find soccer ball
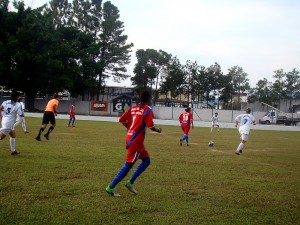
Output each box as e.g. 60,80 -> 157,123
208,141 -> 214,147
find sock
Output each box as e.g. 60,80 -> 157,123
46,126 -> 54,135
186,135 -> 189,143
130,157 -> 150,184
72,118 -> 75,125
237,143 -> 244,152
109,162 -> 133,189
37,128 -> 45,137
10,138 -> 16,152
211,127 -> 213,132
68,119 -> 72,126
22,121 -> 27,132
182,135 -> 187,142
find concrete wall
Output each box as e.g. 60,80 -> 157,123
152,106 -> 266,123
33,100 -> 266,122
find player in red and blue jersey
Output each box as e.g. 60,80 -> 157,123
179,107 -> 193,146
106,91 -> 162,196
68,103 -> 75,127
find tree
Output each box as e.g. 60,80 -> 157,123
160,57 -> 185,105
285,68 -> 300,110
131,49 -> 171,100
272,69 -> 286,109
227,66 -> 250,106
253,78 -> 273,105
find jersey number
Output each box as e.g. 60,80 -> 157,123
5,108 -> 11,115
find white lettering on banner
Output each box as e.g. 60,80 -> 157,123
93,103 -> 106,108
115,103 -> 123,111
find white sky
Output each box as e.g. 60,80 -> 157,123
18,0 -> 300,87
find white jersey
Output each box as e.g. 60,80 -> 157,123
20,102 -> 25,114
211,116 -> 219,124
1,100 -> 23,129
235,113 -> 255,135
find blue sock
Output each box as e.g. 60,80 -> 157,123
186,136 -> 189,143
72,118 -> 75,125
129,157 -> 150,184
68,119 -> 72,126
182,135 -> 187,142
109,162 -> 133,189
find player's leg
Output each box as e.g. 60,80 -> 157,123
72,116 -> 75,127
21,117 -> 28,133
14,116 -> 21,129
44,114 -> 56,140
0,130 -> 7,140
211,123 -> 214,132
235,136 -> 247,155
184,127 -> 191,145
36,113 -> 49,141
9,130 -> 19,155
68,115 -> 72,127
106,151 -> 136,196
126,150 -> 151,193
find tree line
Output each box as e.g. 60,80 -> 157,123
1,1 -> 299,110
131,49 -> 300,110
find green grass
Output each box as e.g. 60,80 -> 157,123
0,118 -> 299,225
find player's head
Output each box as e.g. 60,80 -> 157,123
140,90 -> 152,105
18,97 -> 23,102
53,94 -> 59,99
11,92 -> 20,102
215,112 -> 218,115
185,107 -> 191,112
246,108 -> 251,114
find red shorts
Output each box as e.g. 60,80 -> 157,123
126,145 -> 149,163
181,126 -> 191,135
69,113 -> 75,119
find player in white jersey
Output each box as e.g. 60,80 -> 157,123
14,97 -> 28,133
0,92 -> 23,155
211,112 -> 220,132
234,108 -> 256,155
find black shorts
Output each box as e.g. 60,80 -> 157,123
42,111 -> 56,125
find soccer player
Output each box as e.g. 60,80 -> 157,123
211,112 -> 220,132
35,94 -> 59,141
0,92 -> 23,155
68,102 -> 75,127
235,108 -> 256,155
13,97 -> 29,133
106,90 -> 162,197
179,107 -> 193,146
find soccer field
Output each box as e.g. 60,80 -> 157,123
0,118 -> 299,224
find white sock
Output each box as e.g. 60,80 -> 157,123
10,138 -> 16,152
22,121 -> 27,132
211,127 -> 213,132
237,143 -> 244,152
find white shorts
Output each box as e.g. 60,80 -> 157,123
212,122 -> 219,127
240,134 -> 249,141
1,120 -> 14,135
0,127 -> 13,136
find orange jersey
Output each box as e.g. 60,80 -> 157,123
45,99 -> 59,112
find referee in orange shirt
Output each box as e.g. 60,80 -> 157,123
35,94 -> 59,141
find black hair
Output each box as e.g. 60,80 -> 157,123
11,92 -> 20,102
53,94 -> 59,99
185,107 -> 191,112
140,91 -> 151,103
246,108 -> 251,114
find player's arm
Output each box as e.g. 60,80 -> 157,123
150,126 -> 162,133
53,104 -> 58,116
0,105 -> 3,119
119,111 -> 130,128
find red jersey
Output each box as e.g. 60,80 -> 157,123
179,112 -> 193,128
69,105 -> 75,118
119,103 -> 154,151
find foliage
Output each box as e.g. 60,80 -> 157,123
0,0 -> 133,108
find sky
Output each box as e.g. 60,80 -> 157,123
17,0 -> 300,87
